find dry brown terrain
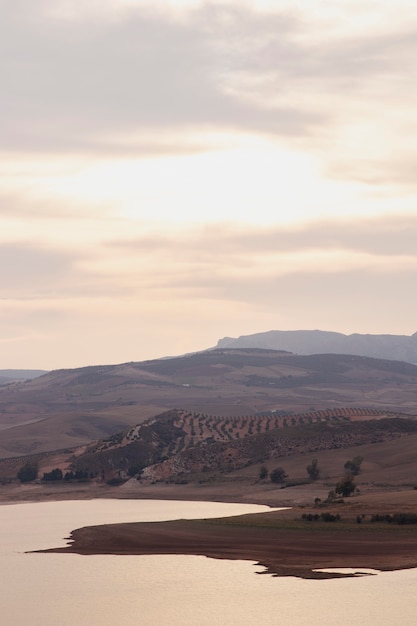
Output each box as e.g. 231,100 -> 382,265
38,489 -> 417,579
2,349 -> 416,579
2,419 -> 417,502
1,349 -> 417,457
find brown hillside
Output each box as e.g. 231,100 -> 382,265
1,349 -> 417,457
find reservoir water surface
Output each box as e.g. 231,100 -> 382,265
1,499 -> 416,625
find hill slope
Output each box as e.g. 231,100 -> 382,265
1,349 -> 417,457
69,407 -> 417,483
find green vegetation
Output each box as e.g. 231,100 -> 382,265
259,465 -> 268,480
127,464 -> 144,478
344,455 -> 363,476
335,474 -> 356,497
106,477 -> 127,486
64,469 -> 90,481
370,513 -> 417,525
301,512 -> 341,522
270,467 -> 287,483
42,468 -> 63,481
17,462 -> 38,483
306,458 -> 320,480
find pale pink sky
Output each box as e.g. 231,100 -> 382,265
1,0 -> 417,368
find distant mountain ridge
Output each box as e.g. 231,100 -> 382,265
0,369 -> 48,386
216,330 -> 417,364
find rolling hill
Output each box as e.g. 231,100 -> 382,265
3,405 -> 417,495
68,407 -> 417,482
1,348 -> 417,458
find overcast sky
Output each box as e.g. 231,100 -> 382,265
2,0 -> 417,369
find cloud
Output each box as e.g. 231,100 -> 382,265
0,2 -> 318,156
97,216 -> 417,338
2,214 -> 415,303
2,0 -> 416,190
1,211 -> 416,367
108,215 -> 417,261
0,242 -> 128,299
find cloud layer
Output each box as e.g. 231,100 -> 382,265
1,215 -> 416,367
1,1 -> 417,367
1,0 -> 416,187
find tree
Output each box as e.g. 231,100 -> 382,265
344,456 -> 363,476
42,468 -> 63,481
270,467 -> 287,483
17,462 -> 38,483
259,465 -> 268,480
128,465 -> 143,478
335,474 -> 356,497
306,458 -> 320,481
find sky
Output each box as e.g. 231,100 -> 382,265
1,0 -> 417,369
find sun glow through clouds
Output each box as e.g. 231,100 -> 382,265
1,0 -> 417,367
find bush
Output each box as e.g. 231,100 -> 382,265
320,512 -> 341,522
306,458 -> 320,481
106,478 -> 126,486
326,490 -> 337,503
64,469 -> 89,481
128,465 -> 144,478
42,468 -> 63,481
371,513 -> 417,525
259,465 -> 268,480
335,475 -> 356,497
301,512 -> 341,522
344,456 -> 363,476
270,467 -> 287,483
17,462 -> 38,483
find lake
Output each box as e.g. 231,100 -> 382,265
1,499 -> 417,625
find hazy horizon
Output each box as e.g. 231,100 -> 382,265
2,0 -> 417,369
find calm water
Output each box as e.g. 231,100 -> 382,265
1,499 -> 417,626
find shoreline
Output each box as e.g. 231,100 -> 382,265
39,516 -> 417,580
37,504 -> 417,580
5,481 -> 417,579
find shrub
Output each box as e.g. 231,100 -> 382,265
127,465 -> 144,478
326,490 -> 337,502
106,477 -> 126,486
371,513 -> 417,525
17,462 -> 38,483
306,458 -> 320,481
270,467 -> 287,483
42,468 -> 63,481
344,456 -> 363,476
259,465 -> 268,480
320,512 -> 340,522
335,475 -> 356,497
